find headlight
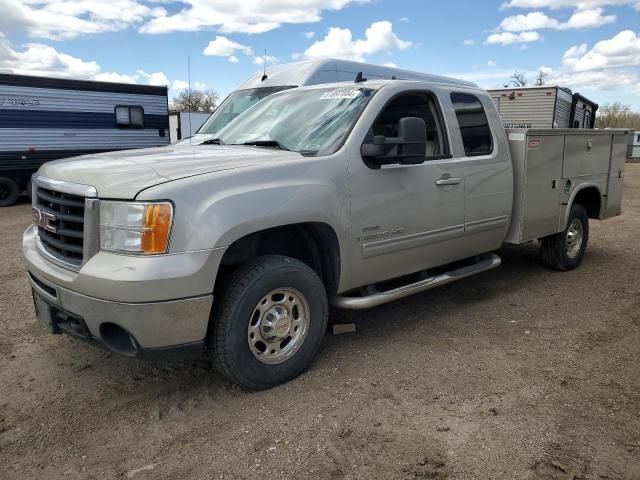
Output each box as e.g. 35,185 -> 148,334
99,201 -> 173,254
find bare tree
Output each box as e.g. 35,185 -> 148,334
596,102 -> 640,129
170,88 -> 219,113
510,70 -> 527,87
535,69 -> 548,86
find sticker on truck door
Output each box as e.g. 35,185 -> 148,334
528,138 -> 542,150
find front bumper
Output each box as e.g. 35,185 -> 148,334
23,225 -> 224,353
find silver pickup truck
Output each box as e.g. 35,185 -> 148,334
23,76 -> 628,389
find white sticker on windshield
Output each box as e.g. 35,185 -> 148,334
320,88 -> 362,100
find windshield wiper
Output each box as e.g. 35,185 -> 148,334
241,140 -> 290,151
200,138 -> 224,145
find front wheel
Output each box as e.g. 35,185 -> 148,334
540,204 -> 589,271
210,255 -> 328,389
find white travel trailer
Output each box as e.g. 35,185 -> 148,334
487,86 -> 598,129
0,73 -> 169,206
195,58 -> 475,136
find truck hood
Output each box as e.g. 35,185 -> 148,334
38,145 -> 303,199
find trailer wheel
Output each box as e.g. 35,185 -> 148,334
540,204 -> 589,271
0,177 -> 20,207
210,255 -> 328,389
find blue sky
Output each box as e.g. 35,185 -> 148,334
1,0 -> 640,108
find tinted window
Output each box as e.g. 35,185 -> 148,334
450,93 -> 493,156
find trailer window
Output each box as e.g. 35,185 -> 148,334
115,106 -> 144,129
450,93 -> 493,156
369,92 -> 449,159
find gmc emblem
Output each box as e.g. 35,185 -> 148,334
32,207 -> 57,233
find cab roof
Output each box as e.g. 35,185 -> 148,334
237,58 -> 477,90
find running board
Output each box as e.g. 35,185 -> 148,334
332,253 -> 502,310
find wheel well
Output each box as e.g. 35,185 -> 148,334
218,223 -> 341,297
573,187 -> 601,219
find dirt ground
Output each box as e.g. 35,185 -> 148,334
1,166 -> 639,480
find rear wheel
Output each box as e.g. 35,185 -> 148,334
210,255 -> 328,389
0,177 -> 19,207
540,204 -> 589,271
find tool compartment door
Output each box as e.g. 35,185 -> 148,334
605,134 -> 627,218
521,135 -> 564,241
563,134 -> 611,178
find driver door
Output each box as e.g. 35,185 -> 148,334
345,91 -> 469,289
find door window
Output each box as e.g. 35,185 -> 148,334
368,92 -> 449,159
450,93 -> 493,156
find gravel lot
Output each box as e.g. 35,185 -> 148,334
1,165 -> 639,480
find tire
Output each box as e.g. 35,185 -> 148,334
0,177 -> 20,207
540,204 -> 589,271
210,255 -> 328,389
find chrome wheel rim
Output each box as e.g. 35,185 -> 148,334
247,288 -> 310,365
566,218 -> 584,259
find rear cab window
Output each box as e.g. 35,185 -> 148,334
450,92 -> 493,156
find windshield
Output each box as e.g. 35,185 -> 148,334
198,86 -> 294,135
216,87 -> 375,156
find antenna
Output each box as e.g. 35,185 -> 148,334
355,72 -> 367,83
261,48 -> 268,82
188,56 -> 192,145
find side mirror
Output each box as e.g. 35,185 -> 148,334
360,135 -> 385,158
395,117 -> 427,164
360,117 -> 427,166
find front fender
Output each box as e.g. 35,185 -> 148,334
137,156 -> 351,254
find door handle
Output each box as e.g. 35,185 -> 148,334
435,176 -> 461,186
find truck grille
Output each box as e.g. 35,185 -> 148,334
35,186 -> 85,266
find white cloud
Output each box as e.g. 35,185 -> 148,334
383,61 -> 397,67
303,31 -> 316,39
94,72 -> 137,83
136,70 -> 168,86
139,0 -> 368,35
488,59 -> 497,67
203,36 -> 253,57
561,8 -> 616,28
228,55 -> 239,63
0,0 -> 369,39
463,39 -> 475,45
0,34 -> 171,87
303,21 -> 411,62
172,79 -> 189,90
0,0 -> 163,40
499,11 -> 560,31
502,0 -> 640,10
485,31 -> 541,45
253,55 -> 279,65
399,16 -> 409,22
0,37 -> 100,78
562,30 -> 640,71
500,8 -> 614,31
